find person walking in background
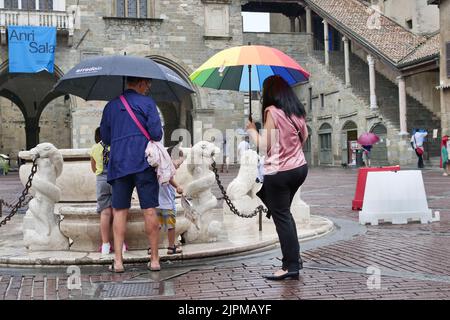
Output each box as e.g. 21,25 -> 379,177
100,76 -> 163,273
247,75 -> 308,281
237,135 -> 250,161
361,145 -> 372,167
410,129 -> 427,169
221,138 -> 230,173
90,127 -> 125,257
0,155 -> 8,175
447,138 -> 450,175
441,135 -> 449,176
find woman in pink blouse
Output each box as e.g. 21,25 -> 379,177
247,75 -> 308,281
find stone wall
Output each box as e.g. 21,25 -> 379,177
0,0 -> 250,152
438,0 -> 450,135
382,0 -> 439,35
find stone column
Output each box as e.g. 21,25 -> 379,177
397,76 -> 408,135
299,16 -> 306,33
367,54 -> 378,109
323,20 -> 329,66
179,97 -> 188,129
343,36 -> 351,87
289,16 -> 296,32
306,6 -> 312,34
25,117 -> 40,150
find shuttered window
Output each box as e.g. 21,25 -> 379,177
39,0 -> 53,11
22,0 -> 36,10
4,0 -> 19,9
116,0 -> 150,18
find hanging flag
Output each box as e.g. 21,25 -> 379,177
8,26 -> 56,73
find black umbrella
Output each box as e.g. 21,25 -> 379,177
53,55 -> 194,103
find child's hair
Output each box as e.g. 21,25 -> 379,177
167,145 -> 184,159
95,127 -> 101,143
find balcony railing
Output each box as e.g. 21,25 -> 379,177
0,9 -> 74,34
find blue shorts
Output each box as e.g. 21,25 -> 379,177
110,168 -> 159,209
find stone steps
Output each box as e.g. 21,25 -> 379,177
314,50 -> 441,157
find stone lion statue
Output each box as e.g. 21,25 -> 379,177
174,141 -> 222,243
223,149 -> 264,216
23,143 -> 69,251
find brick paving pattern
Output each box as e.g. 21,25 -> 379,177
1,167 -> 450,300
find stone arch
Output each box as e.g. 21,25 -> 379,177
318,122 -> 333,165
342,120 -> 357,131
0,60 -> 69,150
318,122 -> 332,132
0,92 -> 27,159
370,123 -> 389,166
0,88 -> 27,119
146,55 -> 196,146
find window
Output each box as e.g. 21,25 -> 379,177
4,0 -> 19,9
320,93 -> 324,109
39,0 -> 53,11
22,0 -> 36,10
116,0 -> 150,18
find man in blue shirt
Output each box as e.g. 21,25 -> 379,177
100,76 -> 163,273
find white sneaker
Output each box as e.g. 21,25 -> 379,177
101,243 -> 111,256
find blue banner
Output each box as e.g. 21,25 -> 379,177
8,26 -> 56,73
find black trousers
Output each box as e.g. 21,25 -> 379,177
257,164 -> 308,272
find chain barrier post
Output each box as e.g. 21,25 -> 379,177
259,209 -> 262,232
0,159 -> 37,228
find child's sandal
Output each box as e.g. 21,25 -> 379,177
167,245 -> 182,255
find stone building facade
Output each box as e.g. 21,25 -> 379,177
429,0 -> 450,137
0,0 -> 444,168
0,0 -> 248,165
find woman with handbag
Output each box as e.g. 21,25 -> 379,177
246,75 -> 308,281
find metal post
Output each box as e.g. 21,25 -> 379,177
259,210 -> 262,232
248,64 -> 252,121
248,42 -> 252,121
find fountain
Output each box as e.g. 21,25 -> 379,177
0,142 -> 333,266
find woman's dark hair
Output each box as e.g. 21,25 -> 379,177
95,127 -> 101,144
261,75 -> 306,123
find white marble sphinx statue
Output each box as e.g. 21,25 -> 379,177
22,143 -> 70,251
223,149 -> 264,216
174,141 -> 222,243
223,149 -> 310,224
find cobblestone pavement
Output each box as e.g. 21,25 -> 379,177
1,166 -> 449,300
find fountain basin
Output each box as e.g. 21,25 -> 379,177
59,204 -> 190,251
19,148 -> 96,202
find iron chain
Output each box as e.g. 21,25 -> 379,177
0,160 -> 37,228
211,160 -> 267,219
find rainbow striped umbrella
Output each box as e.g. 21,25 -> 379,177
189,44 -> 310,118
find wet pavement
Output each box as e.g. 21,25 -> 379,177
0,166 -> 449,300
